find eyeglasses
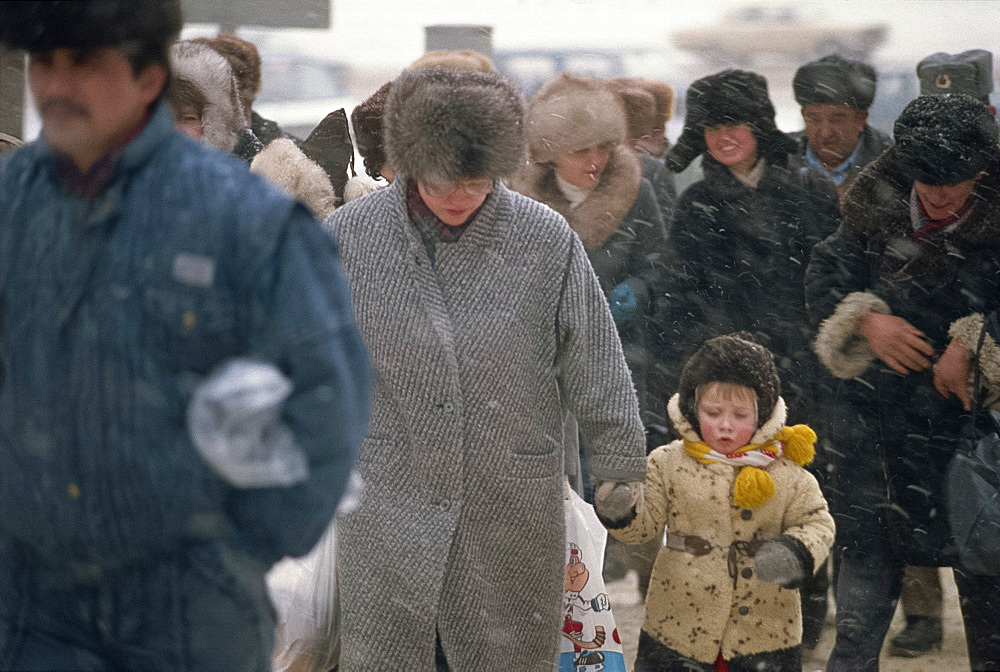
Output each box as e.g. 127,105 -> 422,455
421,178 -> 494,198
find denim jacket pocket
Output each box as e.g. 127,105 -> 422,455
143,286 -> 237,373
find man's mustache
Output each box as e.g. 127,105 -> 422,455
39,98 -> 89,119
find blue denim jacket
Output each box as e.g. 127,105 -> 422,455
0,103 -> 371,569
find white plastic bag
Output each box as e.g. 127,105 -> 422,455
268,471 -> 364,672
559,482 -> 627,672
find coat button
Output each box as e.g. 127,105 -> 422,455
439,500 -> 450,511
742,568 -> 753,579
443,402 -> 454,413
67,483 -> 81,499
740,509 -> 752,520
738,606 -> 749,616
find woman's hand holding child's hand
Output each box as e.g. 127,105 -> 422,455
593,480 -> 644,521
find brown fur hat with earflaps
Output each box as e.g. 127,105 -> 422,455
611,76 -> 675,137
677,332 -> 781,436
383,67 -> 526,182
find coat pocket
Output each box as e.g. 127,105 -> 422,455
501,450 -> 562,481
143,286 -> 237,373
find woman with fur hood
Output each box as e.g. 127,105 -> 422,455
806,93 -> 1000,671
168,39 -> 263,162
510,73 -> 669,438
327,67 -> 647,671
599,333 -> 833,671
658,69 -> 840,428
169,40 -> 337,220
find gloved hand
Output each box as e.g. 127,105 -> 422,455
608,282 -> 638,327
753,539 -> 805,585
593,480 -> 643,521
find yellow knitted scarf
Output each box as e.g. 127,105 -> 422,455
683,424 -> 817,509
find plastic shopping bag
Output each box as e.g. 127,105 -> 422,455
267,471 -> 364,672
559,482 -> 627,672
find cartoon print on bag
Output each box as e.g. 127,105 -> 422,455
562,542 -> 615,652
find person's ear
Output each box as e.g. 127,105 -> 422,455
137,62 -> 168,106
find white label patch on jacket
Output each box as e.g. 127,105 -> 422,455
172,253 -> 216,288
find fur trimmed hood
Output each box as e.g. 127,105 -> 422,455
250,138 -> 336,220
384,67 -> 525,182
170,40 -> 246,153
508,144 -> 641,250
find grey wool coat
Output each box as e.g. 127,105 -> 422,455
327,178 -> 647,671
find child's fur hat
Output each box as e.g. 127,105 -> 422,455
678,332 -> 781,435
384,67 -> 525,181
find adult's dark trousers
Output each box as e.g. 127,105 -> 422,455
0,540 -> 274,671
827,542 -> 1000,671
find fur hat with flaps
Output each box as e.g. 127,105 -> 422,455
666,69 -> 795,172
526,73 -> 627,163
0,0 -> 181,54
612,76 -> 675,135
610,81 -> 658,140
793,54 -> 877,110
677,332 -> 780,436
384,67 -> 525,182
894,93 -> 1000,185
170,40 -> 246,153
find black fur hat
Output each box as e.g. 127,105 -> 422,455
678,332 -> 781,434
384,67 -> 526,182
665,69 -> 795,172
0,1 -> 181,55
894,94 -> 1000,185
793,54 -> 877,110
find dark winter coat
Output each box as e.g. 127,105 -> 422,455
791,124 -> 893,197
641,153 -> 678,223
252,110 -> 292,145
0,102 -> 371,571
805,147 -> 1000,562
657,153 -> 840,424
328,178 -> 646,671
510,145 -> 670,428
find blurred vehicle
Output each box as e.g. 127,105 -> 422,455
254,52 -> 356,139
493,48 -> 627,98
670,4 -> 887,66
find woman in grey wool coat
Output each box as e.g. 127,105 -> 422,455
325,67 -> 648,671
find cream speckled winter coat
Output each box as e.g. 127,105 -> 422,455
328,178 -> 647,671
609,394 -> 834,663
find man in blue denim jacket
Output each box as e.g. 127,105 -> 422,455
0,2 -> 371,669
